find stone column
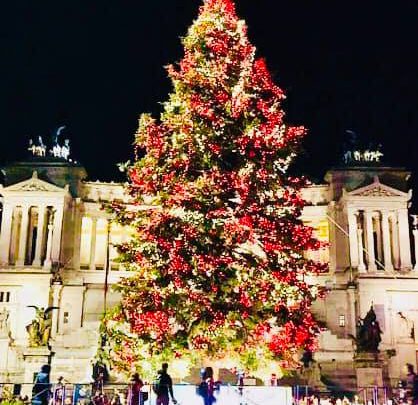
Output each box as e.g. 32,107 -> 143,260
364,210 -> 377,272
90,217 -> 98,271
398,208 -> 412,270
381,211 -> 394,272
390,213 -> 400,269
43,215 -> 54,270
0,203 -> 14,265
32,205 -> 46,267
9,208 -> 20,265
16,205 -> 29,266
347,285 -> 357,337
347,209 -> 359,268
103,219 -> 110,271
72,203 -> 83,270
413,230 -> 418,272
411,215 -> 418,272
374,213 -> 383,266
51,283 -> 62,338
357,223 -> 366,273
51,205 -> 64,265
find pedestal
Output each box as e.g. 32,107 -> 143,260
304,363 -> 327,391
0,338 -> 10,373
356,366 -> 383,387
22,347 -> 52,397
354,352 -> 389,402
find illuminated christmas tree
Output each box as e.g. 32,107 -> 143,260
103,0 -> 327,379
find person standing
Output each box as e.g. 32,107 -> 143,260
92,361 -> 109,394
406,363 -> 418,405
154,363 -> 177,405
128,373 -> 144,405
201,367 -> 215,405
31,365 -> 51,405
53,376 -> 66,405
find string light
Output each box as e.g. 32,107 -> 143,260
102,0 -> 327,379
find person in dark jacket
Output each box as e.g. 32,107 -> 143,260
155,363 -> 177,405
197,367 -> 216,405
32,365 -> 51,405
406,363 -> 418,405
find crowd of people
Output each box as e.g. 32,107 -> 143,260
1,361 -> 417,405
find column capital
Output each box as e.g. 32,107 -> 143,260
1,201 -> 14,210
19,203 -> 30,212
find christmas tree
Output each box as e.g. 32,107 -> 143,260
103,0 -> 327,379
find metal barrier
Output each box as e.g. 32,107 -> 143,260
292,385 -> 396,405
1,383 -> 292,405
0,383 -> 399,405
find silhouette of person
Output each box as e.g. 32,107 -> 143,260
32,365 -> 51,405
198,367 -> 216,405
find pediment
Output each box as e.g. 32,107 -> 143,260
0,172 -> 69,194
345,176 -> 410,199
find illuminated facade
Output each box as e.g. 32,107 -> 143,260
0,154 -> 417,390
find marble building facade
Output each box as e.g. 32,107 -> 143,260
0,152 -> 417,389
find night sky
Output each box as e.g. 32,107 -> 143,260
1,1 -> 418,204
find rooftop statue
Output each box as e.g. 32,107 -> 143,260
51,125 -> 66,146
60,139 -> 71,160
36,136 -> 47,157
342,130 -> 383,165
27,126 -> 72,161
28,136 -> 47,157
49,126 -> 71,160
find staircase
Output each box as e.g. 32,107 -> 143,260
319,361 -> 357,394
314,330 -> 357,394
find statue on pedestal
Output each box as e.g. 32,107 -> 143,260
351,306 -> 383,353
26,306 -> 59,347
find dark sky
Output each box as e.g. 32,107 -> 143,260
1,1 -> 418,200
